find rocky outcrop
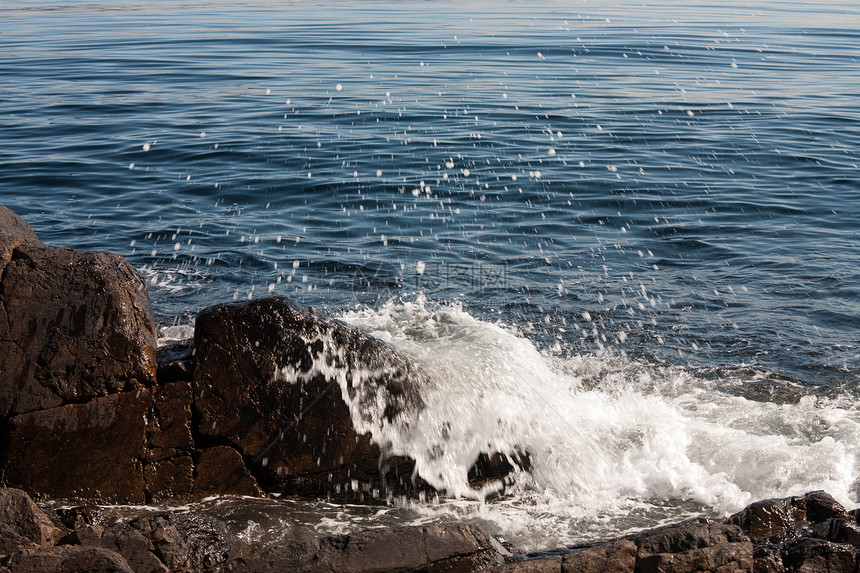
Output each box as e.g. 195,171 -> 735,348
494,491 -> 859,573
729,491 -> 859,573
192,296 -> 427,497
0,205 -> 525,502
0,207 -> 157,418
3,487 -> 859,573
0,206 -> 169,502
0,207 -> 473,502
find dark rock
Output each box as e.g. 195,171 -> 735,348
192,296 -> 426,496
753,544 -> 786,573
726,492 -> 860,573
0,208 -> 157,418
61,511 -> 241,572
490,555 -> 563,572
633,521 -> 753,573
803,491 -> 851,524
193,446 -> 262,497
130,512 -> 240,572
468,451 -> 530,488
1,545 -> 134,573
728,497 -> 806,543
143,456 -> 194,502
98,524 -> 168,573
60,523 -> 167,573
636,542 -> 754,573
143,382 -> 195,501
2,378 -> 240,502
422,522 -> 510,564
560,539 -> 636,573
781,537 -> 856,573
0,488 -> 63,556
224,523 -> 506,572
156,342 -> 194,385
2,390 -> 151,502
0,206 -> 42,246
56,506 -> 103,531
634,520 -> 747,555
812,518 -> 860,547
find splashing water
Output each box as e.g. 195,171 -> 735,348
339,297 -> 860,549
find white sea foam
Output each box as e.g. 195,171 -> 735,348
339,297 -> 860,549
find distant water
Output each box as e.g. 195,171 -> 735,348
2,0 -> 858,551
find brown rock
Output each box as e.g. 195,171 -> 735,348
147,382 -> 193,451
0,206 -> 42,246
0,488 -> 63,556
193,446 -> 262,497
803,491 -> 851,524
130,512 -> 240,572
491,555 -> 563,572
192,297 -> 426,495
1,545 -> 134,573
2,390 -> 151,502
224,523 -> 505,572
781,537 -> 856,573
561,539 -> 636,573
143,456 -> 194,501
97,524 -> 168,573
728,497 -> 805,543
156,342 -> 194,385
0,206 -> 157,418
636,541 -> 754,573
57,524 -> 105,548
753,544 -> 786,573
633,521 -> 753,573
634,520 -> 747,556
143,382 -> 195,501
812,518 -> 860,547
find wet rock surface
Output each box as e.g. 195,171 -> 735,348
223,523 -> 508,573
490,491 -> 859,573
0,205 -> 535,502
192,296 -> 428,497
4,487 -> 860,572
3,545 -> 136,573
0,488 -> 63,555
0,207 -> 157,418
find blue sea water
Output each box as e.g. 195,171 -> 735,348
2,0 -> 859,549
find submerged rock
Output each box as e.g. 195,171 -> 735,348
192,296 -> 426,497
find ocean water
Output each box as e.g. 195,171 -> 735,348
2,0 -> 859,551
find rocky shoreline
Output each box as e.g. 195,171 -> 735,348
1,204 -> 858,572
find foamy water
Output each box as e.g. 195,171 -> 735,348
339,297 -> 859,549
